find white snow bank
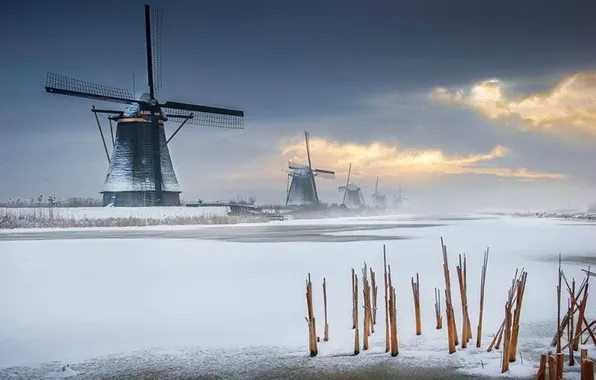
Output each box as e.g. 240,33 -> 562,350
46,365 -> 80,378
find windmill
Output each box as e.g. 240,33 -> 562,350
393,184 -> 409,210
45,5 -> 244,207
371,177 -> 389,210
338,163 -> 366,209
285,131 -> 335,207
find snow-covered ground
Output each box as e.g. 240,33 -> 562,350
0,215 -> 594,379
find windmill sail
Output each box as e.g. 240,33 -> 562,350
45,73 -> 136,105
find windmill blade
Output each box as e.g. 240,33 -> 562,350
163,101 -> 244,129
144,5 -> 163,99
342,163 -> 352,204
313,168 -> 335,179
304,131 -> 313,169
45,72 -> 136,105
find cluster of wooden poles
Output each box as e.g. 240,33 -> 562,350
536,255 -> 595,380
302,239 -> 596,378
349,249 -> 399,356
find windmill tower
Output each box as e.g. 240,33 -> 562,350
371,177 -> 389,210
45,5 -> 244,207
285,131 -> 335,207
338,163 -> 366,209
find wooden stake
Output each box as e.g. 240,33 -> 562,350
388,264 -> 399,356
477,248 -> 489,348
548,352 -> 556,380
354,273 -> 360,355
389,283 -> 399,356
575,269 -> 590,351
463,254 -> 472,341
456,254 -> 470,347
556,352 -> 564,380
564,319 -> 596,352
305,273 -> 318,356
581,349 -> 589,380
411,273 -> 421,335
446,289 -> 456,354
323,278 -> 329,342
536,353 -> 547,380
487,320 -> 504,352
583,359 -> 595,380
557,253 -> 562,354
362,265 -> 370,350
569,280 -> 576,366
383,245 -> 390,353
352,268 -> 357,329
441,237 -> 458,352
371,267 -> 378,326
509,271 -> 527,362
434,287 -> 443,330
501,301 -> 512,373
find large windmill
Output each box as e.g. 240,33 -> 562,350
45,5 -> 244,207
338,163 -> 366,209
371,177 -> 389,210
285,131 -> 335,207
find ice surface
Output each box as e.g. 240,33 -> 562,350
0,215 -> 595,378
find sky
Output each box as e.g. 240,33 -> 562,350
1,0 -> 596,211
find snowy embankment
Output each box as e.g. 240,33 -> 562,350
0,216 -> 595,378
0,206 -> 246,229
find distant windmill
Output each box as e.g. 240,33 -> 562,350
45,4 -> 244,207
371,177 -> 389,210
339,163 -> 366,209
285,131 -> 335,207
393,184 -> 409,210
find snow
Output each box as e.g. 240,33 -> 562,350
46,365 -> 80,378
0,215 -> 594,378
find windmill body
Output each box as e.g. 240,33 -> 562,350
102,102 -> 181,206
392,184 -> 409,211
286,163 -> 319,206
339,183 -> 366,209
371,176 -> 389,210
371,192 -> 389,209
45,5 -> 244,207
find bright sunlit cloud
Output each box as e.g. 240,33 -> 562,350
430,72 -> 596,136
277,137 -> 566,180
